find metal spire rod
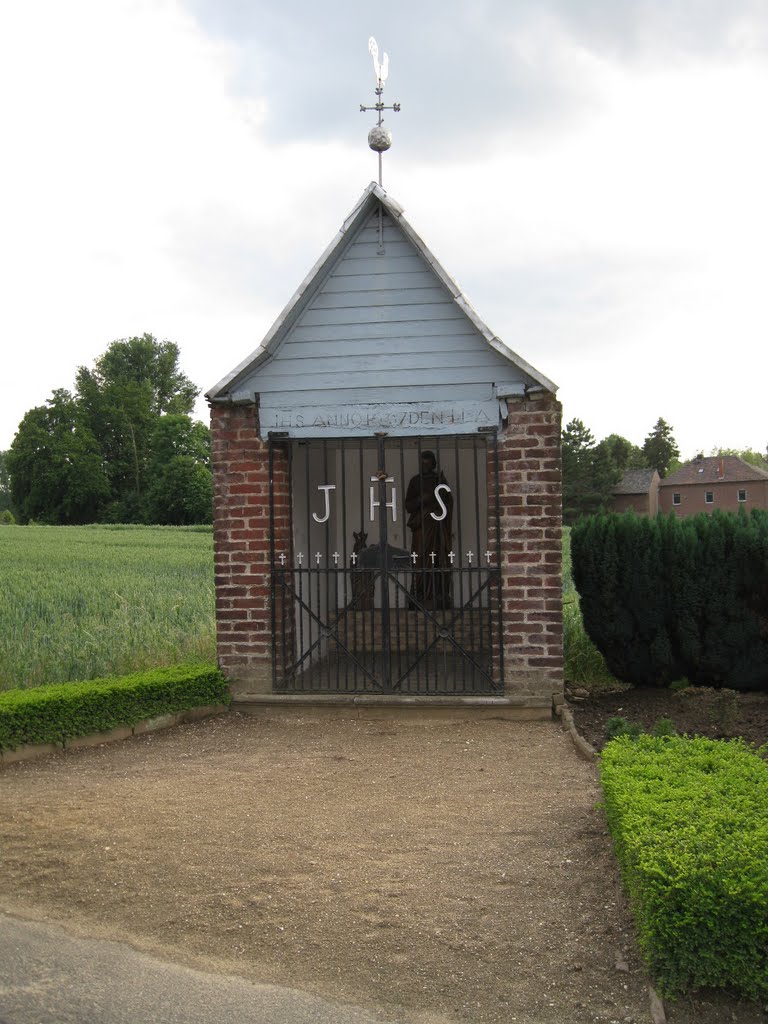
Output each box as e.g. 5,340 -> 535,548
360,37 -> 401,187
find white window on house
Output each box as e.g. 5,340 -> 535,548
705,491 -> 714,504
672,493 -> 681,506
738,489 -> 747,502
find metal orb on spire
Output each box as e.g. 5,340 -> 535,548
360,36 -> 401,186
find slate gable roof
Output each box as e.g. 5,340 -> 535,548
660,456 -> 768,487
207,181 -> 557,403
613,468 -> 659,495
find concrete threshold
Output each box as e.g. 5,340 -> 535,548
232,693 -> 553,720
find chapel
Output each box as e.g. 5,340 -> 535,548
207,181 -> 563,717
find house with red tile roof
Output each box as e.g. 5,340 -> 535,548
659,455 -> 768,517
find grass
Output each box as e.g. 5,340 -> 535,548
0,525 -> 215,690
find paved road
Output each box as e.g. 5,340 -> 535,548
0,914 -> 397,1024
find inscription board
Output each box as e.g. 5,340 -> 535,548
261,401 -> 501,438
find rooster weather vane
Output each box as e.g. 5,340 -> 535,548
360,37 -> 401,187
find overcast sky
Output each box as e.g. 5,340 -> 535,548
1,0 -> 766,458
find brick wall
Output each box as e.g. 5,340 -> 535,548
613,494 -> 648,515
210,403 -> 290,695
212,395 -> 564,705
497,394 -> 563,700
659,479 -> 768,517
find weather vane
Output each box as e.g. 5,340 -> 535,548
360,37 -> 401,187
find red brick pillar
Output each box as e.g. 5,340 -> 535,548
496,394 -> 563,705
210,403 -> 291,695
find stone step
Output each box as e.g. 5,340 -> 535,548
232,693 -> 553,721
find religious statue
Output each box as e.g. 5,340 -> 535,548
405,451 -> 453,609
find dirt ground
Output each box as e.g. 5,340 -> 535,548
1,711 -> 766,1024
570,685 -> 768,753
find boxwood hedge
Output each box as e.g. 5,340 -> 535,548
0,663 -> 230,751
601,735 -> 768,998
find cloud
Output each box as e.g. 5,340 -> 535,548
536,0 -> 767,58
181,0 -> 768,154
0,0 -> 368,442
385,48 -> 768,455
0,0 -> 766,460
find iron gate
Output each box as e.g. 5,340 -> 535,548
269,433 -> 503,694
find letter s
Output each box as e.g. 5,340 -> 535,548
431,484 -> 451,521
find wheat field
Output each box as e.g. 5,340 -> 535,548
0,525 -> 215,690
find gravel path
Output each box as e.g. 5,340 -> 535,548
0,712 -> 763,1023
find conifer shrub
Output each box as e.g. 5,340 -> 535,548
571,510 -> 768,690
0,663 -> 229,751
601,735 -> 768,998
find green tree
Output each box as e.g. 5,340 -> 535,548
143,414 -> 213,525
145,456 -> 213,525
596,433 -> 646,472
562,418 -> 622,524
0,450 -> 13,517
642,417 -> 680,478
7,336 -> 207,525
148,414 -> 211,471
6,390 -> 110,524
75,335 -> 199,521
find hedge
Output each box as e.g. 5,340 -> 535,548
0,663 -> 230,751
601,735 -> 768,998
571,509 -> 768,689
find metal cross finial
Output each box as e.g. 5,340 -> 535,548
360,36 -> 401,186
